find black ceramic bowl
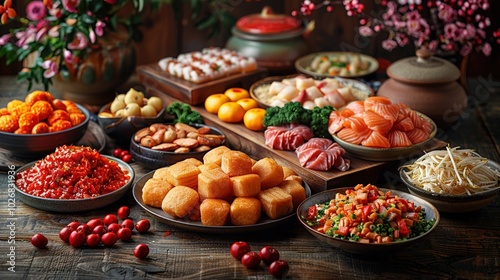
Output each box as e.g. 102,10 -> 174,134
0,103 -> 90,158
97,102 -> 166,146
130,123 -> 226,170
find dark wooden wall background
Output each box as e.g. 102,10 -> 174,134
1,0 -> 499,81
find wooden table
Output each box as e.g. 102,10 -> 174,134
0,76 -> 499,279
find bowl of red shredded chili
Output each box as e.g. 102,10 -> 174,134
14,145 -> 134,212
297,184 -> 439,255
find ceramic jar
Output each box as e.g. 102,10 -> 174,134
226,6 -> 310,74
377,48 -> 467,128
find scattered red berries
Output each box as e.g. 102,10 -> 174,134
113,148 -> 133,163
52,206 -> 151,257
230,241 -> 289,278
31,233 -> 48,249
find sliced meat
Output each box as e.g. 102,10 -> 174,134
264,124 -> 314,151
295,138 -> 350,171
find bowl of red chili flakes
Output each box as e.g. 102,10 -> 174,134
13,145 -> 135,212
297,184 -> 439,255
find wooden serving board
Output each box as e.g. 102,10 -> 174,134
146,91 -> 448,193
136,64 -> 269,105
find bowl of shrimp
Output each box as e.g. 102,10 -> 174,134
329,96 -> 438,161
0,91 -> 90,159
399,146 -> 500,213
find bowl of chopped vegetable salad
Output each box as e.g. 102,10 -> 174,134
400,147 -> 500,213
297,184 -> 439,254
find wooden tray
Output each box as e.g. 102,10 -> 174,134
136,64 -> 269,105
147,93 -> 448,193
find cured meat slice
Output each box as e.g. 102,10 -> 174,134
295,138 -> 350,171
264,124 -> 314,151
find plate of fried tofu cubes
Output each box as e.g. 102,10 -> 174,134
133,146 -> 311,233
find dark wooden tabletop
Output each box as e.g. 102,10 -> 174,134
0,76 -> 499,280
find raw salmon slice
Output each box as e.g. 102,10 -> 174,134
370,102 -> 400,123
363,111 -> 393,135
361,130 -> 390,148
364,96 -> 392,111
387,129 -> 413,147
407,128 -> 430,144
337,127 -> 367,145
345,100 -> 365,114
393,116 -> 415,132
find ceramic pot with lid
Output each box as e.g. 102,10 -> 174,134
226,6 -> 311,74
377,48 -> 467,128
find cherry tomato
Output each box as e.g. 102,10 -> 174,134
103,214 -> 118,226
135,219 -> 150,233
101,232 -> 118,247
134,243 -> 150,259
59,227 -> 72,243
92,225 -> 108,237
268,260 -> 289,278
230,241 -> 251,261
241,252 -> 261,269
121,219 -> 135,230
259,246 -> 280,265
107,223 -> 121,234
117,227 -> 132,241
122,154 -> 133,163
67,221 -> 80,231
77,224 -> 92,236
113,148 -> 122,157
85,234 -> 101,248
86,218 -> 104,230
31,233 -> 48,249
117,206 -> 130,219
69,231 -> 86,248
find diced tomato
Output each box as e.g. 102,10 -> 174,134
362,205 -> 371,221
335,226 -> 350,236
367,189 -> 378,202
306,205 -> 317,221
398,219 -> 409,236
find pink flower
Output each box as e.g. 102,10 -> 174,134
26,1 -> 47,21
63,49 -> 76,64
0,34 -> 12,46
62,0 -> 80,13
437,4 -> 456,22
68,32 -> 88,50
42,60 -> 58,78
382,39 -> 398,51
95,20 -> 106,36
358,26 -> 373,37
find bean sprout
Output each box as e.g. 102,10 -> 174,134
401,146 -> 500,195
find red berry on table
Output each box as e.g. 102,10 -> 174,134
101,232 -> 118,247
134,243 -> 150,259
76,224 -> 92,236
59,227 -> 72,243
119,150 -> 129,159
107,223 -> 121,234
268,260 -> 289,278
67,221 -> 80,231
113,148 -> 122,157
122,154 -> 132,163
117,227 -> 132,241
69,231 -> 85,248
230,241 -> 251,261
121,219 -> 135,230
135,219 -> 150,233
92,225 -> 107,237
86,218 -> 103,230
117,206 -> 130,219
103,214 -> 118,226
31,233 -> 48,249
241,252 -> 261,269
259,246 -> 280,265
85,234 -> 101,248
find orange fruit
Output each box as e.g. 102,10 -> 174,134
205,93 -> 230,114
217,102 -> 246,123
243,108 -> 266,131
224,88 -> 249,101
236,98 -> 259,111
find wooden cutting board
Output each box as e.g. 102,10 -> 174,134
145,91 -> 448,193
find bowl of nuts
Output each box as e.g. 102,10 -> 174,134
130,122 -> 226,169
97,88 -> 166,146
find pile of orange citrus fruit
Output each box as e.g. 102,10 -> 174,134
204,88 -> 266,131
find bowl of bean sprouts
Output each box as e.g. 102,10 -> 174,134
399,147 -> 500,213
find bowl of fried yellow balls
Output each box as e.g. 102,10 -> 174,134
0,91 -> 90,158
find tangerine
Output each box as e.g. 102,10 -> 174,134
217,102 -> 245,123
236,98 -> 259,111
243,108 -> 266,131
204,93 -> 230,114
224,88 -> 249,101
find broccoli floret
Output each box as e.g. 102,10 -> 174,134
166,101 -> 204,125
263,101 -> 311,127
310,105 -> 334,139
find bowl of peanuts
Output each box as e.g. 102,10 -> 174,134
129,122 -> 226,169
0,91 -> 90,158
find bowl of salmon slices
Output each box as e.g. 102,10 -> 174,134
329,96 -> 437,161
